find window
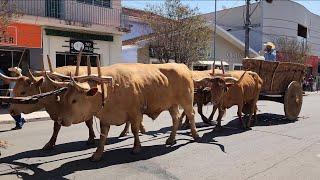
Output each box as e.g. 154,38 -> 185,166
77,0 -> 111,8
56,53 -> 98,68
45,0 -> 62,18
298,24 -> 307,38
233,64 -> 242,70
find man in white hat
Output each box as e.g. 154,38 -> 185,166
8,67 -> 26,130
264,42 -> 277,61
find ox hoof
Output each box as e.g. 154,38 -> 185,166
86,138 -> 96,146
131,146 -> 141,154
181,122 -> 190,129
42,142 -> 55,150
214,126 -> 223,131
192,134 -> 200,142
119,131 -> 128,138
140,127 -> 146,134
201,117 -> 212,125
90,153 -> 103,162
165,138 -> 177,146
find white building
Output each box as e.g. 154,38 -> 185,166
0,0 -> 128,73
203,0 -> 320,57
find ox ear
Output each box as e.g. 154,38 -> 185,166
86,87 -> 98,97
33,78 -> 44,87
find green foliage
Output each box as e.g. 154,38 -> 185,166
0,0 -> 20,32
143,0 -> 212,67
274,37 -> 310,64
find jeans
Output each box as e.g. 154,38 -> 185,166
12,114 -> 25,128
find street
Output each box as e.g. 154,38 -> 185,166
0,93 -> 319,180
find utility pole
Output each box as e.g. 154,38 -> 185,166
213,0 -> 217,71
244,0 -> 251,58
213,0 -> 217,62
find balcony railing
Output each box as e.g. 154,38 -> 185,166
5,0 -> 129,30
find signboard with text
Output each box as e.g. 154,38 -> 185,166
70,39 -> 94,54
0,23 -> 41,48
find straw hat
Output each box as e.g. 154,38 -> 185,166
8,67 -> 22,77
264,42 -> 275,49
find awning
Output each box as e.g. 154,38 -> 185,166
195,61 -> 229,66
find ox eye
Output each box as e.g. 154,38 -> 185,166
72,99 -> 77,104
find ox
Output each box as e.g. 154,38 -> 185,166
2,62 -> 144,150
46,63 -> 199,161
198,71 -> 263,129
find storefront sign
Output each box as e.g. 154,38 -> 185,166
0,23 -> 41,48
70,39 -> 94,54
0,26 -> 17,46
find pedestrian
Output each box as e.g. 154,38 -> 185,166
7,67 -> 26,130
263,42 -> 277,61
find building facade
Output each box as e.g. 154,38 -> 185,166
0,0 -> 129,74
121,8 -> 258,70
203,0 -> 320,74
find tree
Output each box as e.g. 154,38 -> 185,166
143,0 -> 212,67
274,37 -> 310,64
0,0 -> 20,33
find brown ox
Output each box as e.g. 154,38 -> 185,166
47,63 -> 199,161
180,69 -> 222,126
3,66 -> 145,150
199,70 -> 263,129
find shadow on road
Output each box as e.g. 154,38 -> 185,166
0,139 -> 193,180
0,113 -> 293,179
223,113 -> 295,128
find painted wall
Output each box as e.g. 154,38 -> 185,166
42,32 -> 122,69
262,0 -> 320,56
211,35 -> 245,70
121,20 -> 152,41
203,0 -> 320,56
203,2 -> 263,52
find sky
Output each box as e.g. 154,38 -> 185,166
122,0 -> 320,16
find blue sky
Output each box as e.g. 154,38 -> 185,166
122,0 -> 320,16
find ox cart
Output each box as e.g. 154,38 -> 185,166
242,58 -> 305,120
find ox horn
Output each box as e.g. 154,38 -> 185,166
221,60 -> 225,74
212,60 -> 216,75
75,47 -> 84,76
47,55 -> 54,73
45,72 -> 69,88
224,71 -> 247,85
87,56 -> 91,75
0,72 -> 19,83
27,69 -> 38,83
70,73 -> 87,92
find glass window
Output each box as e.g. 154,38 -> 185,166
56,53 -> 98,67
233,65 -> 242,70
77,0 -> 111,8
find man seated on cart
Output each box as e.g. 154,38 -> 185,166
264,42 -> 277,61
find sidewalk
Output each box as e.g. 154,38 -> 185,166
0,108 -> 51,124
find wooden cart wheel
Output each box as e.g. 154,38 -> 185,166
284,81 -> 303,121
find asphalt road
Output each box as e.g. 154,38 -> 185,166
0,93 -> 320,180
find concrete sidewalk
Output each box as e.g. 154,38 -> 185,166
0,108 -> 50,124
